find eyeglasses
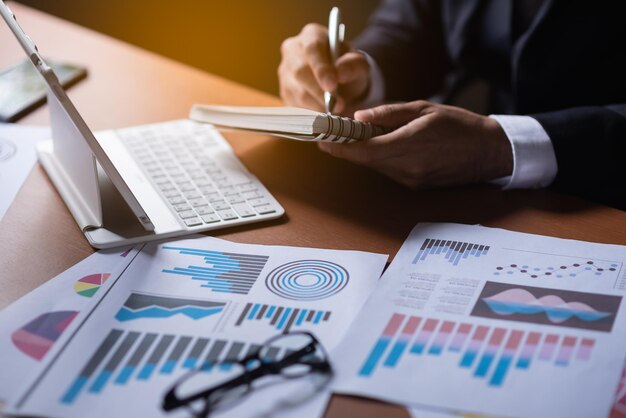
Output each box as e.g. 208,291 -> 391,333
162,331 -> 333,417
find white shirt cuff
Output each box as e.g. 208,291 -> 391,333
354,50 -> 385,109
489,114 -> 558,189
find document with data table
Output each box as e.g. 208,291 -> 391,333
8,235 -> 387,418
333,223 -> 626,418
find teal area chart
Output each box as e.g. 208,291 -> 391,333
115,293 -> 226,322
471,282 -> 621,332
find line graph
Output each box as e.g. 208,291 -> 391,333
471,282 -> 621,332
494,248 -> 622,283
114,293 -> 226,322
358,313 -> 595,387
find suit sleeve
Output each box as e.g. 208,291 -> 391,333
352,0 -> 450,102
532,105 -> 626,210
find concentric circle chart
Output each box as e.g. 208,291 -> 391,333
265,260 -> 349,301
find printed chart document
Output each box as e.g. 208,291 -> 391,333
332,223 -> 626,418
9,236 -> 387,418
0,124 -> 49,220
0,247 -> 137,401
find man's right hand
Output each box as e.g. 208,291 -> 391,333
278,23 -> 371,115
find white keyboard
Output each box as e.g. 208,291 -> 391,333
118,121 -> 282,229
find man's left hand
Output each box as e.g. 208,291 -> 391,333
318,101 -> 514,189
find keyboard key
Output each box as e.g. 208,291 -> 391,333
217,210 -> 238,221
179,210 -> 198,219
248,197 -> 270,207
232,203 -> 256,218
215,180 -> 232,189
205,193 -> 223,202
185,217 -> 202,227
195,178 -> 213,187
212,201 -> 231,211
168,196 -> 186,205
184,191 -> 201,200
173,203 -> 192,212
237,183 -> 258,192
201,214 -> 221,224
199,186 -> 217,195
179,183 -> 196,193
164,190 -> 181,198
189,198 -> 208,207
255,204 -> 277,215
227,195 -> 245,204
241,190 -> 263,199
159,183 -> 176,192
196,206 -> 215,216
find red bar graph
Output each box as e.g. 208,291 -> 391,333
358,313 -> 596,388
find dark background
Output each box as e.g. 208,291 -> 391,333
16,0 -> 380,96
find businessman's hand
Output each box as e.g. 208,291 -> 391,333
278,23 -> 371,115
318,101 -> 514,189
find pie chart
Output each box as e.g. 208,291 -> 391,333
11,311 -> 78,360
74,273 -> 110,298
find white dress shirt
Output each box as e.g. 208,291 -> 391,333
358,52 -> 558,189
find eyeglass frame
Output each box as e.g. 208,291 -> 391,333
162,331 -> 333,414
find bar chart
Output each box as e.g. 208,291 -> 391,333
412,239 -> 490,266
60,329 -> 274,404
358,313 -> 595,387
235,302 -> 331,333
161,246 -> 269,295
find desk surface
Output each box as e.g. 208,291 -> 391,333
1,3 -> 625,418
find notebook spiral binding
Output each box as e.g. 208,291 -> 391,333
318,114 -> 388,144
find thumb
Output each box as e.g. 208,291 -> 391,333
336,52 -> 369,84
354,101 -> 432,128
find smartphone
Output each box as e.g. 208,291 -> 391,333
0,59 -> 87,122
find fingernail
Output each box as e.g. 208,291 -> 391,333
322,75 -> 336,91
355,109 -> 373,121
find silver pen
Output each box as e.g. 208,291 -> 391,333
324,7 -> 345,114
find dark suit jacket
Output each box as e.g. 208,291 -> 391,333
354,0 -> 626,210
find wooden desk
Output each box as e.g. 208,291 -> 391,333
1,3 -> 625,418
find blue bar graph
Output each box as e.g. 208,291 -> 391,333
161,246 -> 269,295
235,303 -> 331,334
412,239 -> 490,266
60,329 -> 267,405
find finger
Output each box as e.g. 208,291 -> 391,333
317,135 -> 395,165
299,25 -> 337,91
336,52 -> 369,84
291,88 -> 325,112
355,101 -> 433,128
293,64 -> 325,106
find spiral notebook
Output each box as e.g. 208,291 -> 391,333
189,105 -> 387,143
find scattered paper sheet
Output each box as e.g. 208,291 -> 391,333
0,123 -> 49,221
332,223 -> 626,418
0,247 -> 138,402
8,235 -> 387,418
